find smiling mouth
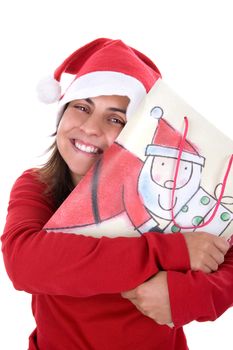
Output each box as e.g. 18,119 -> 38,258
158,194 -> 177,211
73,140 -> 103,155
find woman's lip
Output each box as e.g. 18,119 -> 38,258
71,139 -> 103,154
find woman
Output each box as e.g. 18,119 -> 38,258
1,38 -> 231,350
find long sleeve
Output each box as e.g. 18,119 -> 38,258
167,246 -> 233,327
1,169 -> 190,297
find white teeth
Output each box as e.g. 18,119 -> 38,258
74,141 -> 99,154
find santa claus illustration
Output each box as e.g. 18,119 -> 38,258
138,106 -> 205,227
140,108 -> 233,236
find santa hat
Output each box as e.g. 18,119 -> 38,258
37,38 -> 161,118
146,107 -> 205,166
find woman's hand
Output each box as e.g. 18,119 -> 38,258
121,271 -> 172,326
183,232 -> 230,273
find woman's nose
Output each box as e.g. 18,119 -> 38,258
79,114 -> 102,136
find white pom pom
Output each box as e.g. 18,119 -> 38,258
36,76 -> 61,103
150,106 -> 164,119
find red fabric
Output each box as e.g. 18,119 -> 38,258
2,171 -> 233,350
2,169 -> 190,296
2,169 -> 232,349
1,169 -> 189,349
54,38 -> 161,92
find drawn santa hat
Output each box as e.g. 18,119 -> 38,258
146,106 -> 205,166
37,38 -> 161,118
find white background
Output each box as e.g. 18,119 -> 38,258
0,0 -> 232,349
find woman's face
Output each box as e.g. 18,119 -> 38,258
57,95 -> 129,185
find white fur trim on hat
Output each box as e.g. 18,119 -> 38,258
58,71 -> 147,118
146,145 -> 205,166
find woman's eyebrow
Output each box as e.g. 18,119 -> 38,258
108,107 -> 127,114
84,98 -> 127,114
84,98 -> 94,105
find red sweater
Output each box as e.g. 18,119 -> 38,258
1,169 -> 233,350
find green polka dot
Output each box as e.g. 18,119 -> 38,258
171,225 -> 181,233
220,212 -> 231,222
181,205 -> 189,212
200,196 -> 210,205
192,216 -> 204,226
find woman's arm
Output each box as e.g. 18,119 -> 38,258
1,169 -> 190,297
167,246 -> 233,327
121,247 -> 233,326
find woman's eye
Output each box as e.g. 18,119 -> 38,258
74,105 -> 89,113
109,116 -> 126,127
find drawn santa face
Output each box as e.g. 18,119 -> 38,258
138,155 -> 202,220
151,156 -> 193,189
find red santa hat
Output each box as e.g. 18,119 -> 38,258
37,38 -> 161,118
146,106 -> 205,166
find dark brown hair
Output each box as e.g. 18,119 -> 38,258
36,104 -> 76,209
37,141 -> 75,209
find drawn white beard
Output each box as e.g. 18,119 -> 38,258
138,156 -> 202,221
